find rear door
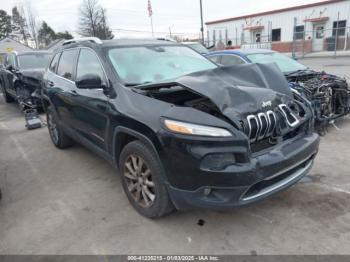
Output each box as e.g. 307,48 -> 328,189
70,48 -> 109,150
49,49 -> 79,129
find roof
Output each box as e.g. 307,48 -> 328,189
15,51 -> 52,56
60,38 -> 178,50
205,0 -> 345,25
46,39 -> 65,50
208,49 -> 275,56
181,42 -> 201,45
102,38 -> 177,47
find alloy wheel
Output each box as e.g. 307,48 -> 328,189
47,112 -> 59,145
124,154 -> 156,207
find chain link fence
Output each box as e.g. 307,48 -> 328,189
291,26 -> 350,58
205,23 -> 350,58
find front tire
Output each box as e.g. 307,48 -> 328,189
46,106 -> 73,149
119,140 -> 174,218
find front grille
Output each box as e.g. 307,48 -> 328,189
244,104 -> 301,143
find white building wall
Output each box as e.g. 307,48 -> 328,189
0,38 -> 32,53
207,0 -> 350,45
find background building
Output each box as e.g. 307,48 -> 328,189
0,37 -> 32,65
205,0 -> 350,53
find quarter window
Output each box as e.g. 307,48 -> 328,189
49,53 -> 61,73
76,49 -> 105,82
7,54 -> 16,67
57,49 -> 78,80
220,55 -> 245,66
208,55 -> 221,64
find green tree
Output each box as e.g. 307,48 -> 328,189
38,21 -> 56,48
10,6 -> 29,45
55,31 -> 73,40
0,10 -> 12,38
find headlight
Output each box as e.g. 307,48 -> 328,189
164,119 -> 232,137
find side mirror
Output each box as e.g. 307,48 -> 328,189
76,74 -> 102,89
6,64 -> 13,71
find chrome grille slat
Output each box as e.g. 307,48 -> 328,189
257,112 -> 269,140
247,115 -> 260,142
266,110 -> 276,136
245,104 -> 300,143
278,104 -> 300,127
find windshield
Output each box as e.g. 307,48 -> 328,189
18,54 -> 51,70
247,52 -> 307,73
108,45 -> 216,85
187,43 -> 209,54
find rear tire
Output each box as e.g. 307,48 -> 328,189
46,106 -> 73,149
0,83 -> 14,103
119,140 -> 175,218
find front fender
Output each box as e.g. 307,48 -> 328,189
112,125 -> 169,184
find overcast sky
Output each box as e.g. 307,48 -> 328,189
2,0 -> 319,38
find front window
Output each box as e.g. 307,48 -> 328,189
247,52 -> 307,73
108,45 -> 216,85
18,53 -> 51,70
333,20 -> 347,36
294,25 -> 305,40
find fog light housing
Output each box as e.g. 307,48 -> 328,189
200,153 -> 236,171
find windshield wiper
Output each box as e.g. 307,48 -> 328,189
124,81 -> 152,87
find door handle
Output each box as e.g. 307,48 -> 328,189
47,81 -> 55,87
70,90 -> 78,96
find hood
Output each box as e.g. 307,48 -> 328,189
177,63 -> 292,116
19,68 -> 45,82
141,63 -> 293,122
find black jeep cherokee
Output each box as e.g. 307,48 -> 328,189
42,38 -> 320,218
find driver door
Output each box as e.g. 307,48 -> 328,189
70,48 -> 109,151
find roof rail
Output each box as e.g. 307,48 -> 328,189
63,37 -> 102,46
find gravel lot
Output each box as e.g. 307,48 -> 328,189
0,57 -> 350,255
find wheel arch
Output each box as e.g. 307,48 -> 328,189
112,126 -> 168,183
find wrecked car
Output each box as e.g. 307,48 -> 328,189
207,49 -> 350,133
42,38 -> 320,218
0,51 -> 52,111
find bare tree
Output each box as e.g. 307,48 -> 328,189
78,0 -> 114,39
95,8 -> 113,39
25,2 -> 39,49
10,6 -> 30,45
78,0 -> 101,37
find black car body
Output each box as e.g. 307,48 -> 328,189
207,49 -> 350,132
0,51 -> 52,110
42,38 -> 319,218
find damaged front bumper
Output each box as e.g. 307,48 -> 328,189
161,132 -> 319,210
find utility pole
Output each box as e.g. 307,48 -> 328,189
199,0 -> 204,43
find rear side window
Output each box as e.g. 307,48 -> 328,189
57,49 -> 78,80
7,54 -> 16,67
76,49 -> 106,82
49,52 -> 61,73
221,55 -> 245,66
208,55 -> 221,64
